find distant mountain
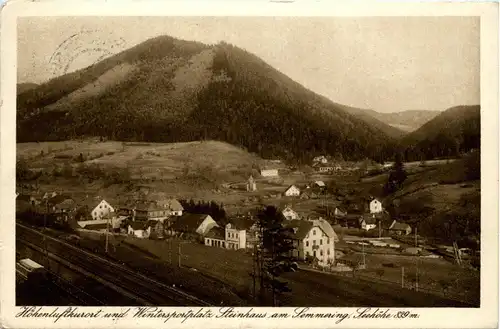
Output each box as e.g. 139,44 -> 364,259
332,105 -> 406,139
342,108 -> 441,133
17,35 -> 400,162
400,105 -> 480,161
17,82 -> 38,95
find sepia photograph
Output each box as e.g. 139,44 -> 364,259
2,2 -> 498,327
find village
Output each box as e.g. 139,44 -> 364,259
16,153 -> 472,276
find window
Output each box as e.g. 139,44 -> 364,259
306,241 -> 309,247
313,240 -> 316,246
236,233 -> 239,238
320,239 -> 323,245
320,250 -> 323,256
313,251 -> 316,257
306,251 -> 310,256
313,229 -> 316,236
104,204 -> 107,208
100,205 -> 102,209
327,249 -> 330,255
327,238 -> 330,244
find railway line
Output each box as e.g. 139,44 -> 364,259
17,223 -> 210,306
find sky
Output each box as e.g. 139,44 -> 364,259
18,16 -> 480,113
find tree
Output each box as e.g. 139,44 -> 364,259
16,158 -> 31,181
254,205 -> 296,306
384,153 -> 407,195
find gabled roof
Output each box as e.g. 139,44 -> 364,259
361,214 -> 378,225
227,217 -> 255,231
205,226 -> 225,240
129,221 -> 148,231
169,213 -> 214,233
16,194 -> 35,202
285,185 -> 299,192
48,194 -> 73,205
157,198 -> 184,211
283,220 -> 314,240
313,219 -> 339,241
314,181 -> 326,187
390,221 -> 411,231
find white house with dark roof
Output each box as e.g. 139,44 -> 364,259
284,185 -> 300,197
281,206 -> 299,220
369,198 -> 383,214
284,218 -> 337,266
91,199 -> 115,220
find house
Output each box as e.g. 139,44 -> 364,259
90,199 -> 115,220
312,156 -> 328,164
168,213 -> 218,237
47,194 -> 77,222
157,198 -> 184,216
388,221 -> 412,235
127,221 -> 152,239
359,214 -> 378,231
333,207 -> 347,218
284,219 -> 337,266
369,198 -> 383,214
246,175 -> 257,192
121,200 -> 170,222
260,168 -> 279,177
313,181 -> 326,189
16,194 -> 39,213
281,206 -> 299,220
204,226 -> 227,248
225,217 -> 255,250
284,185 -> 300,197
341,214 -> 363,228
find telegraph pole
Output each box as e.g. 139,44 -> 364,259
401,266 -> 405,288
105,215 -> 109,253
178,243 -> 181,268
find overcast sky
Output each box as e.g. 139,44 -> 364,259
18,16 -> 479,113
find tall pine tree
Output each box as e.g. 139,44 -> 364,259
254,205 -> 297,306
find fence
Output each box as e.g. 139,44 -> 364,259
300,265 -> 478,306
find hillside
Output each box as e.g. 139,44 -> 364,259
17,36 -> 399,163
17,82 -> 39,94
400,105 -> 480,161
384,151 -> 480,247
332,104 -> 406,139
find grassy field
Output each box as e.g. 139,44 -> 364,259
122,235 -> 477,306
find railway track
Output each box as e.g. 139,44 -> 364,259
17,223 -> 210,306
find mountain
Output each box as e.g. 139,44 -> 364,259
400,105 -> 480,161
17,82 -> 39,94
17,35 -> 400,163
342,108 -> 440,133
331,105 -> 406,139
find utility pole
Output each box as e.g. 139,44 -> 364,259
401,266 -> 405,288
178,243 -> 181,268
105,215 -> 109,253
378,220 -> 381,238
362,242 -> 366,267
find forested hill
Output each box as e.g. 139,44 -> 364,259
399,105 -> 480,161
17,35 -> 400,162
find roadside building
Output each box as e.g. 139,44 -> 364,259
246,175 -> 257,192
90,199 -> 115,220
284,185 -> 300,197
313,181 -> 326,189
127,221 -> 152,239
204,227 -> 227,248
284,219 -> 337,266
225,217 -> 255,250
47,194 -> 77,222
168,213 -> 218,237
